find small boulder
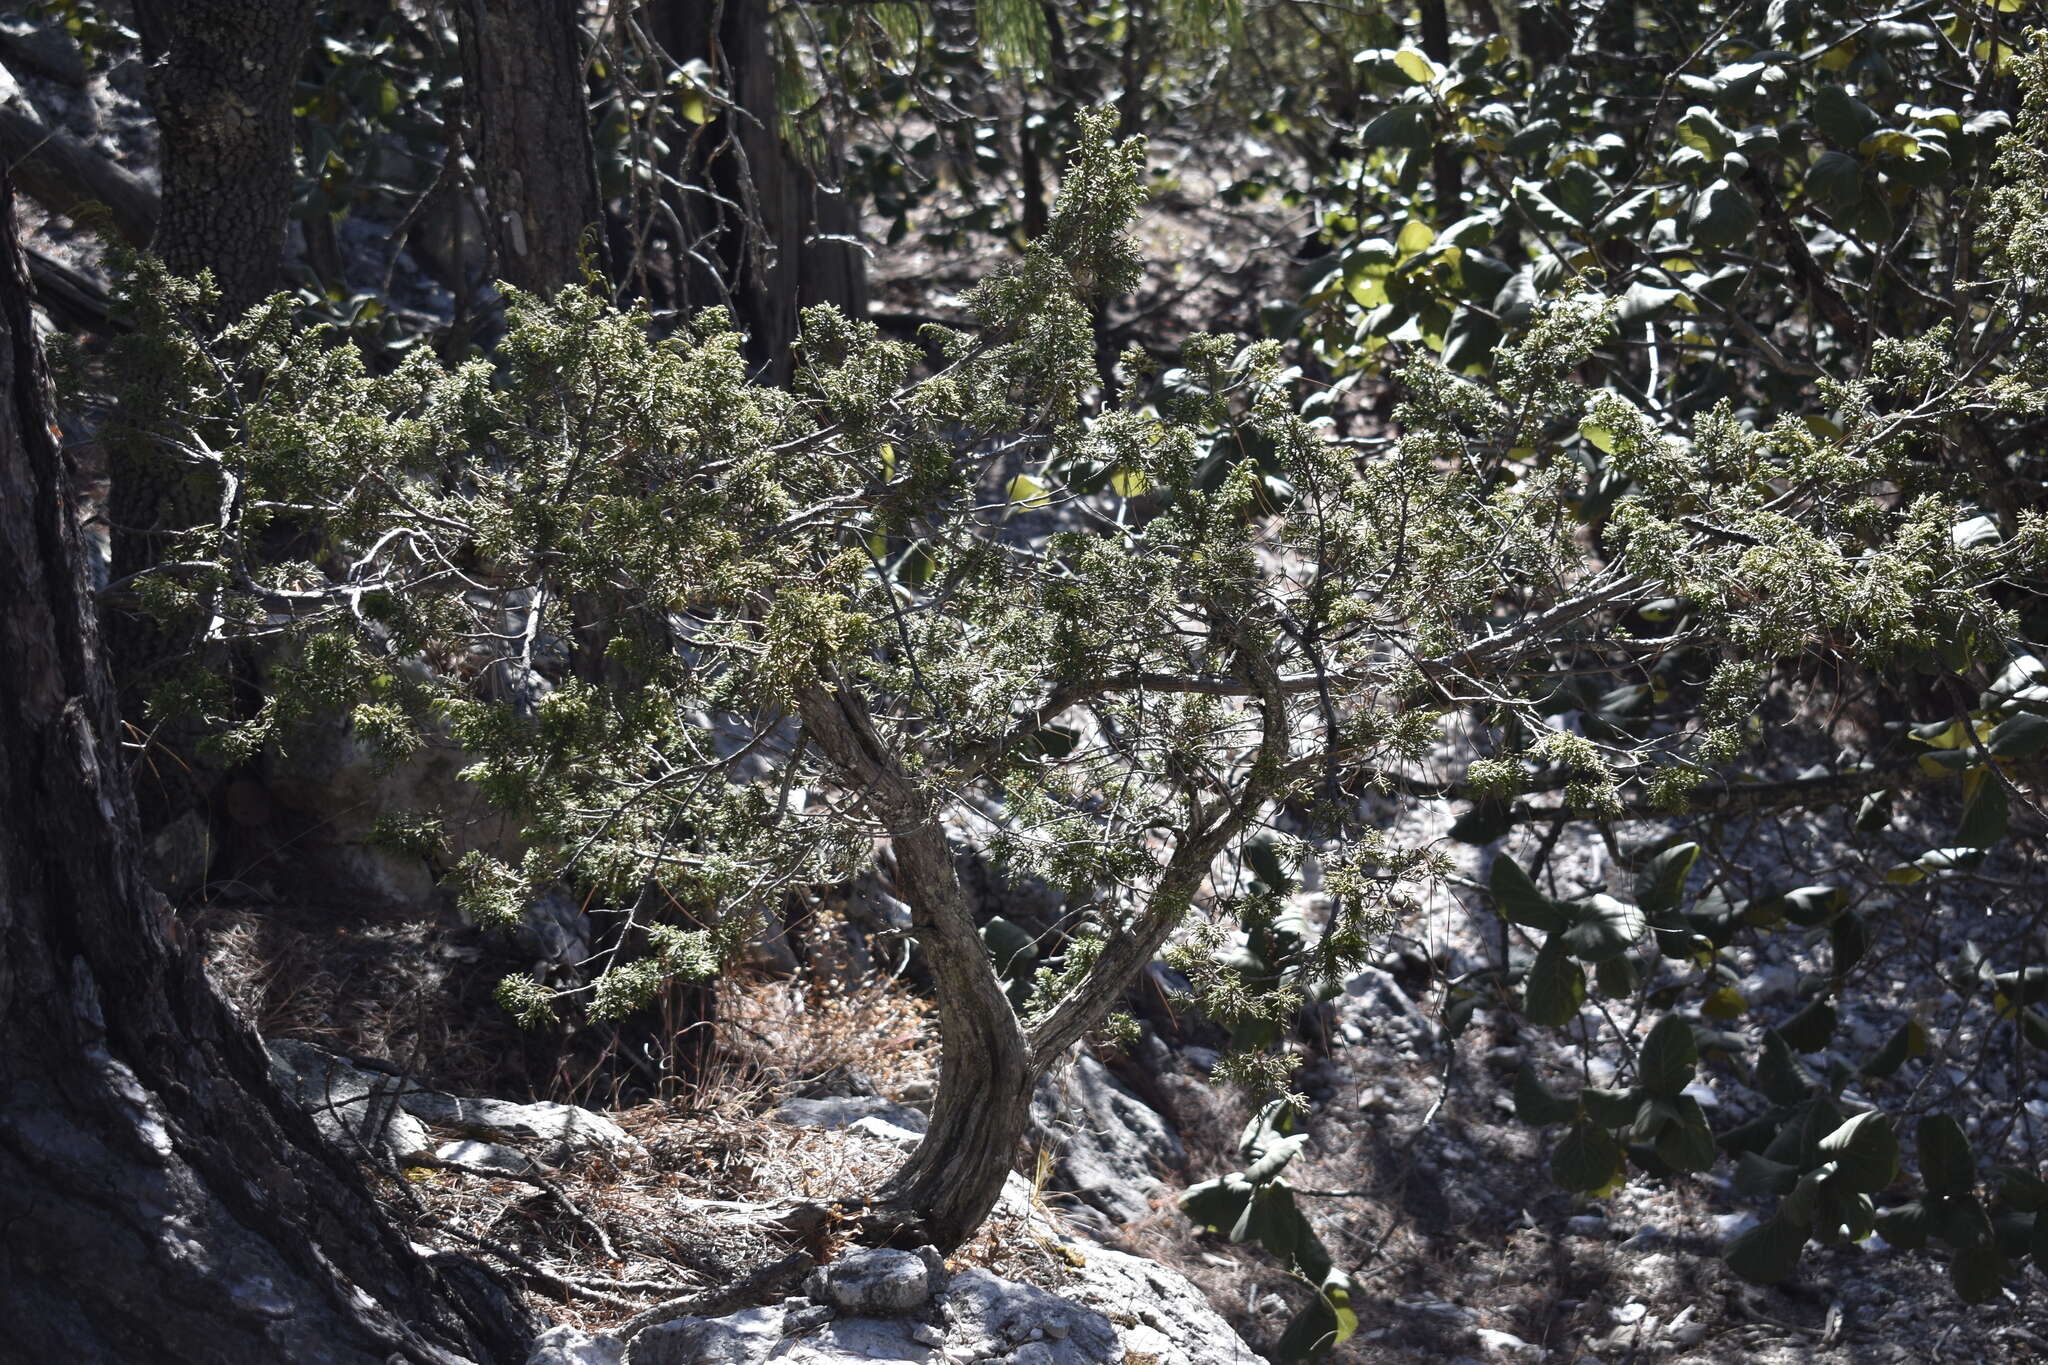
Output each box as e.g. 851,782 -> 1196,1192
266,1039 -> 431,1160
398,1091 -> 637,1163
809,1247 -> 932,1315
528,1324 -> 626,1365
1030,1050 -> 1184,1225
436,1139 -> 536,1177
627,1306 -> 784,1365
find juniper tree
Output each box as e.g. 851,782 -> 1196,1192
95,90 -> 2047,1287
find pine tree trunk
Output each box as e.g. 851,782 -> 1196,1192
0,178 -> 527,1365
457,0 -> 606,294
135,0 -> 316,314
649,0 -> 867,383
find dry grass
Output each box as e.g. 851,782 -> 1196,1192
716,971 -> 940,1102
194,900 -> 541,1095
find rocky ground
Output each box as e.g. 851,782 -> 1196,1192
239,772 -> 2048,1365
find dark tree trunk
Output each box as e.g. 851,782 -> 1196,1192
0,179 -> 527,1365
648,0 -> 867,383
134,0 -> 316,315
457,0 -> 606,295
112,0 -> 317,847
1420,0 -> 1461,216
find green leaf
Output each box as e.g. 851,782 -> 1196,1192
1274,1270 -> 1356,1363
1778,997 -> 1837,1052
1007,473 -> 1051,508
1632,842 -> 1699,916
1512,178 -> 1584,234
1239,1098 -> 1304,1166
1918,1115 -> 1975,1196
1768,884 -> 1846,927
1593,954 -> 1636,999
1677,105 -> 1738,156
1932,1191 -> 1994,1249
1490,857 -> 1570,932
1996,1165 -> 2048,1213
1549,162 -> 1610,226
1638,1014 -> 1699,1098
1654,1096 -> 1718,1172
1524,937 -> 1586,1026
1734,1151 -> 1801,1198
1360,104 -> 1431,149
1860,1019 -> 1927,1078
1956,776 -> 2009,849
1756,1029 -> 1821,1105
1992,965 -> 2048,1007
1514,1062 -> 1576,1125
1440,306 -> 1503,374
1725,1217 -> 1808,1284
1812,85 -> 1882,144
1950,1242 -> 2009,1304
1583,1085 -> 1645,1128
1986,711 -> 2048,757
1813,1180 -> 1877,1244
1245,1132 -> 1310,1184
1876,1200 -> 1930,1249
1552,1119 -> 1624,1192
1505,118 -> 1561,156
1689,179 -> 1757,248
1180,1175 -> 1255,1233
1805,149 -> 1865,209
1831,911 -> 1870,973
1560,895 -> 1648,963
1818,1112 -> 1899,1193
1392,47 -> 1438,84
2033,1202 -> 2048,1267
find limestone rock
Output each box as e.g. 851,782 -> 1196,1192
773,1096 -> 929,1134
1030,1050 -> 1184,1224
1055,1244 -> 1261,1365
436,1138 -> 536,1177
528,1323 -> 627,1365
807,1247 -> 933,1316
266,1038 -> 431,1160
627,1305 -> 784,1365
266,1038 -> 638,1167
624,1264 -> 1131,1365
399,1090 -> 637,1162
942,1270 -> 1121,1364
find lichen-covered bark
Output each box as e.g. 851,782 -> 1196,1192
135,0 -> 315,314
457,0 -> 605,294
0,178 -> 526,1365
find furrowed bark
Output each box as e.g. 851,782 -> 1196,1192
456,0 -> 606,294
0,175 -> 526,1365
135,0 -> 316,314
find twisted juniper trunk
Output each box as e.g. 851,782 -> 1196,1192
797,658 -> 1281,1250
798,681 -> 1035,1249
876,821 -> 1038,1250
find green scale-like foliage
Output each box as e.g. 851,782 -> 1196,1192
92,69 -> 2048,1335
